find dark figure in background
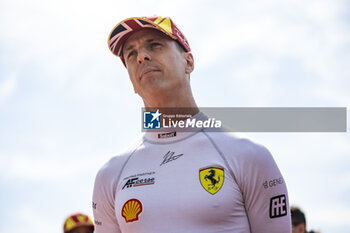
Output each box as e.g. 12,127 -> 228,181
291,206 -> 320,233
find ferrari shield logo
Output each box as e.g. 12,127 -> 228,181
199,166 -> 224,195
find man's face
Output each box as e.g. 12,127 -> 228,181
122,29 -> 193,99
292,223 -> 306,233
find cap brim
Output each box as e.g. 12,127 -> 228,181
65,223 -> 94,233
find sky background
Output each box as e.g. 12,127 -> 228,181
0,0 -> 349,232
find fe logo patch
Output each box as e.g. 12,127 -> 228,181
269,194 -> 287,218
199,166 -> 224,195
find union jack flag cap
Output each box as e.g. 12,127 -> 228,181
108,16 -> 191,66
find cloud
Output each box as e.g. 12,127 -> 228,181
311,204 -> 350,229
195,0 -> 348,68
315,85 -> 350,106
0,150 -> 104,183
0,73 -> 17,103
15,206 -> 56,233
189,0 -> 350,108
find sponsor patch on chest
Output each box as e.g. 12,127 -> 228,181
122,171 -> 156,190
199,166 -> 224,195
122,199 -> 143,223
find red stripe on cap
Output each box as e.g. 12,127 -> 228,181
124,19 -> 144,30
71,215 -> 79,223
112,19 -> 153,56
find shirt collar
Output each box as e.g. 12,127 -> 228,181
143,112 -> 208,143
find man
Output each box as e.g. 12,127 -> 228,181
291,206 -> 319,233
92,16 -> 291,233
63,212 -> 94,233
291,206 -> 306,233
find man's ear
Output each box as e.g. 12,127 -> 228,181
184,52 -> 194,74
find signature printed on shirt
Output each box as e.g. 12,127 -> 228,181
160,151 -> 184,166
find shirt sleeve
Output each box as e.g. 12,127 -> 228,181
237,140 -> 291,233
204,131 -> 292,233
92,161 -> 122,233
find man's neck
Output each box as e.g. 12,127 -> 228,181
143,90 -> 199,121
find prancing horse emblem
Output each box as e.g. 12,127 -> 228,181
199,166 -> 224,195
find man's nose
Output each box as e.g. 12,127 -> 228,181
137,48 -> 151,64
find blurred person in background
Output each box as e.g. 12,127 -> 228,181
291,206 -> 320,233
63,212 -> 94,233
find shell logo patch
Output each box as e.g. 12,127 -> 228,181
199,166 -> 224,195
121,199 -> 143,223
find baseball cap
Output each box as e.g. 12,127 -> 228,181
63,212 -> 94,233
108,16 -> 191,66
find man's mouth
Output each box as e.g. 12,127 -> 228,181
139,69 -> 160,80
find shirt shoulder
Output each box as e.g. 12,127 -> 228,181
96,138 -> 144,182
92,138 -> 145,233
201,130 -> 279,189
201,130 -> 271,162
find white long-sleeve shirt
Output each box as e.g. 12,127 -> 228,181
92,113 -> 291,233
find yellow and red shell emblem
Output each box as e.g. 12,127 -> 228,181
121,199 -> 143,223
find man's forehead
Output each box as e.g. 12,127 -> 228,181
123,29 -> 170,49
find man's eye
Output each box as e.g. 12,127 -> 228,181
150,43 -> 161,48
127,51 -> 136,59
